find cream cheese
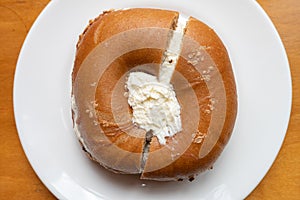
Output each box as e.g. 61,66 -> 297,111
126,15 -> 187,145
71,95 -> 90,151
126,72 -> 182,144
159,15 -> 187,84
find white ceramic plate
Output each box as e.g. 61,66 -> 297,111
14,0 -> 292,199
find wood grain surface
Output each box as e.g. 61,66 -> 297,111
0,0 -> 299,199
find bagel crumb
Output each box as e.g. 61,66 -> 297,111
90,82 -> 97,87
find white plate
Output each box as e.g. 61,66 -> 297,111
14,0 -> 292,199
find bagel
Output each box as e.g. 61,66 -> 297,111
71,8 -> 237,181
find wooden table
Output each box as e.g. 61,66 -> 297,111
0,0 -> 299,199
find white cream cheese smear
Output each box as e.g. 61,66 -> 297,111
126,15 -> 187,145
159,14 -> 187,84
126,72 -> 182,144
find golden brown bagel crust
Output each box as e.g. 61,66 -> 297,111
72,9 -> 179,174
72,9 -> 237,180
72,9 -> 179,82
141,17 -> 237,180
